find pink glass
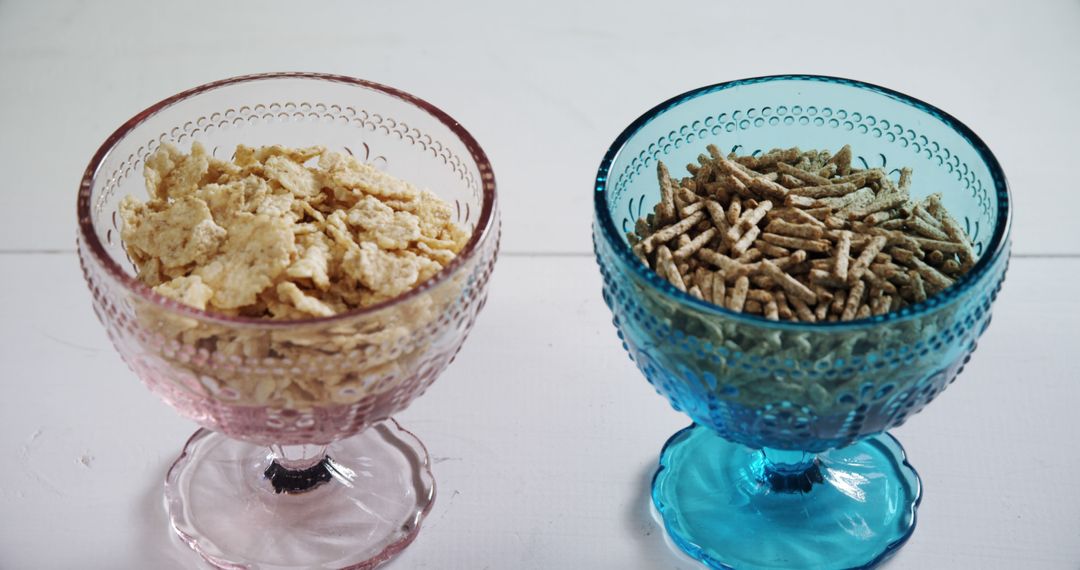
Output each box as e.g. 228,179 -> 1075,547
76,73 -> 499,569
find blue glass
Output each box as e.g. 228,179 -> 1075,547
593,75 -> 1011,569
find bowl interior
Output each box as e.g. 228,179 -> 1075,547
82,73 -> 493,295
599,76 -> 1008,289
593,76 -> 1011,450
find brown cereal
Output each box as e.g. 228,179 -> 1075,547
630,145 -> 975,321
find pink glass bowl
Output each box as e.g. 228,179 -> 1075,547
76,73 -> 499,569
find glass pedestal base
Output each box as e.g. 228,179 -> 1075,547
652,424 -> 921,570
164,419 -> 435,569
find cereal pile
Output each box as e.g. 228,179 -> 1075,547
120,142 -> 469,318
629,145 -> 975,321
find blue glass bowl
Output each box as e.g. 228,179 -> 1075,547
593,75 -> 1011,569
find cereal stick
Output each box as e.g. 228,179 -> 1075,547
937,213 -> 976,271
864,210 -> 901,225
831,168 -> 884,186
909,270 -> 927,302
817,163 -> 838,179
677,234 -> 691,249
656,246 -> 686,291
727,275 -> 750,311
640,211 -> 705,253
764,299 -> 780,320
927,249 -> 945,266
772,249 -> 808,270
722,174 -> 755,199
757,241 -> 790,258
911,236 -> 972,253
774,290 -> 795,320
677,186 -> 700,205
812,297 -> 829,319
820,187 -> 874,211
784,194 -> 818,208
913,202 -> 943,225
760,259 -> 817,304
833,230 -> 852,281
744,299 -> 763,314
698,249 -> 756,278
813,283 -> 834,303
688,286 -> 703,300
632,243 -> 648,265
907,216 -> 950,240
726,198 -> 743,226
830,289 -> 848,315
879,219 -> 906,230
679,200 -> 707,218
856,304 -> 872,319
789,182 -> 859,198
784,260 -> 813,275
789,294 -> 817,322
842,279 -> 866,320
873,294 -> 892,316
859,225 -> 924,253
827,144 -> 853,176
888,246 -> 918,266
911,257 -> 954,291
746,289 -> 774,304
803,207 -> 833,220
845,193 -> 907,219
726,200 -> 773,243
941,259 -> 962,275
764,219 -> 825,239
731,226 -> 762,258
736,148 -> 800,170
898,167 -> 912,193
735,246 -> 762,263
692,268 -> 710,297
848,235 -> 887,284
810,268 -> 847,288
673,228 -> 718,260
711,274 -> 727,306
788,208 -> 827,228
704,200 -> 730,232
824,215 -> 847,229
776,162 -> 830,186
657,162 -> 677,223
761,233 -> 831,253
778,173 -> 806,188
673,187 -> 689,213
748,177 -> 790,201
741,200 -> 774,229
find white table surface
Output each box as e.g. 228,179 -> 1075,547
1,1 -> 1078,568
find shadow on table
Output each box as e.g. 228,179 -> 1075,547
125,456 -> 207,569
621,458 -> 703,569
620,455 -> 909,570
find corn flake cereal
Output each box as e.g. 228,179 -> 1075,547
121,142 -> 468,317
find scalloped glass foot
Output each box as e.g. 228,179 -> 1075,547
653,425 -> 921,570
165,419 -> 435,570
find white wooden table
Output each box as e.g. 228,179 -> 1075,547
1,1 -> 1078,568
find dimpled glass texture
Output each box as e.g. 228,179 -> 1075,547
593,76 -> 1010,569
76,74 -> 499,569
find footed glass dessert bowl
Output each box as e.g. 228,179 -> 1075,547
77,73 -> 499,569
593,75 -> 1010,569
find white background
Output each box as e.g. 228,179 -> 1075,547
1,1 -> 1078,568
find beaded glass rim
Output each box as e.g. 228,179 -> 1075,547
77,72 -> 498,328
594,74 -> 1012,330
